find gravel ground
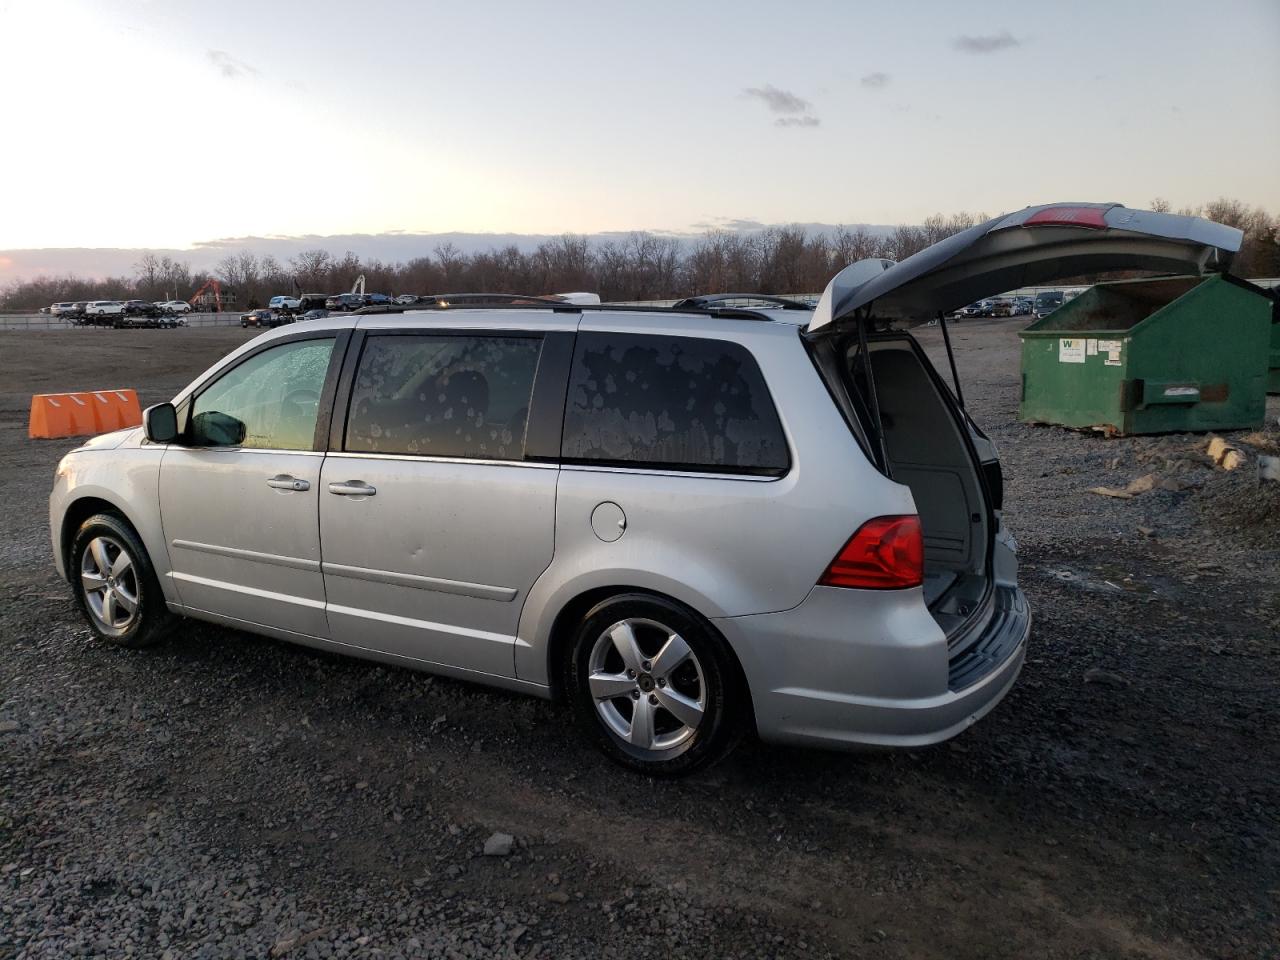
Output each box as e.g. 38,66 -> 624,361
1,322 -> 1277,959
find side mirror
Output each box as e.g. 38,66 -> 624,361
142,402 -> 179,443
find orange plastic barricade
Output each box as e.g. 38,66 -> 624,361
29,389 -> 143,439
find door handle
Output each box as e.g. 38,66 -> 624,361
328,480 -> 377,497
266,475 -> 310,492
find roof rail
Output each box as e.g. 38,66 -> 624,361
354,293 -> 565,315
670,293 -> 813,311
353,299 -> 778,322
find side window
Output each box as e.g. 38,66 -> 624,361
562,332 -> 789,475
345,334 -> 542,460
190,338 -> 335,449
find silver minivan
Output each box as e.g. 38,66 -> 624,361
49,203 -> 1241,774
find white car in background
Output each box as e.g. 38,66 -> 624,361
84,301 -> 125,317
154,301 -> 192,314
50,302 -> 79,317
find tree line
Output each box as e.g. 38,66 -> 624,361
3,199 -> 1276,311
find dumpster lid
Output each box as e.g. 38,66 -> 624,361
806,203 -> 1243,333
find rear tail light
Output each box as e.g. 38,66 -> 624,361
819,515 -> 924,590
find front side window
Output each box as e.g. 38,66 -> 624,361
561,332 -> 789,475
190,338 -> 335,449
345,334 -> 542,460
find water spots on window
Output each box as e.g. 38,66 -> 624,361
563,333 -> 788,473
346,335 -> 540,460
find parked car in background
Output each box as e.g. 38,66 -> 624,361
299,309 -> 329,321
269,295 -> 302,313
988,298 -> 1016,317
957,302 -> 984,318
122,300 -> 160,318
1014,297 -> 1035,316
1033,291 -> 1064,318
364,293 -> 393,306
84,301 -> 125,320
325,293 -> 366,311
394,294 -> 420,305
240,308 -> 277,329
154,301 -> 192,314
50,302 -> 79,317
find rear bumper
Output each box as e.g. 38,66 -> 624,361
715,583 -> 1029,750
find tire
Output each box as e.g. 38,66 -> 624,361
69,513 -> 174,648
564,593 -> 746,776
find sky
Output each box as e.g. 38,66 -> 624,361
1,0 -> 1277,278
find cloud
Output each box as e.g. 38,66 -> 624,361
690,218 -> 768,231
860,72 -> 890,90
206,49 -> 258,79
743,84 -> 811,115
953,31 -> 1021,54
774,116 -> 820,128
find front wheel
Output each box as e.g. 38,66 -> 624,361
564,594 -> 747,776
70,513 -> 174,648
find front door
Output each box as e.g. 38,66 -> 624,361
318,330 -> 558,678
160,335 -> 340,637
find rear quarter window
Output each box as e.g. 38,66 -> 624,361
561,332 -> 789,476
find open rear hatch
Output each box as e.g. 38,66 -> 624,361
807,203 -> 1242,332
804,202 -> 1242,640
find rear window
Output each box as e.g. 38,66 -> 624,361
561,332 -> 789,476
345,334 -> 542,460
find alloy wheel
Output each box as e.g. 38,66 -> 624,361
80,535 -> 140,634
587,617 -> 706,754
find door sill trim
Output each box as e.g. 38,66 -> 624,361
168,571 -> 326,609
171,539 -> 320,572
322,562 -> 516,602
325,602 -> 517,646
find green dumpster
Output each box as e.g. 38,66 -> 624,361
1018,275 -> 1271,435
1269,300 -> 1280,394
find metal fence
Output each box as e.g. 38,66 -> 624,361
0,312 -> 245,331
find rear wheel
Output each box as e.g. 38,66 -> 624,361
565,594 -> 746,776
70,513 -> 174,648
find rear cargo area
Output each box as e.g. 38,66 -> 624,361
828,334 -> 993,636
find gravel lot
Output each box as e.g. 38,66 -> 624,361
1,322 -> 1277,959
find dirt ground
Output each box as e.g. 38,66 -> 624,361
0,321 -> 1277,959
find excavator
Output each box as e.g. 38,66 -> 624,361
188,278 -> 223,312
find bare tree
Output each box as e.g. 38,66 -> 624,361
158,256 -> 192,299
216,251 -> 264,306
134,253 -> 163,299
433,243 -> 465,288
289,249 -> 333,289
831,226 -> 881,268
